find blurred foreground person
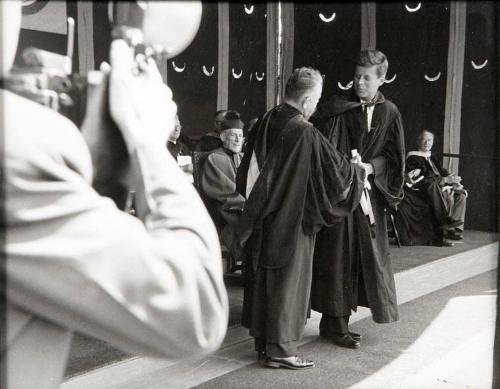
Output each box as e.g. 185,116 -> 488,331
1,2 -> 228,388
311,50 -> 405,349
235,67 -> 365,370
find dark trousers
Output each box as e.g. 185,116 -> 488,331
254,337 -> 297,358
320,314 -> 350,335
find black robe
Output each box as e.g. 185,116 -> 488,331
235,103 -> 364,344
394,152 -> 449,246
310,91 -> 405,324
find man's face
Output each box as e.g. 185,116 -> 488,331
418,132 -> 434,152
169,116 -> 181,142
353,65 -> 384,103
221,128 -> 244,153
303,83 -> 323,120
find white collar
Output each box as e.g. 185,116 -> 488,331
406,150 -> 431,159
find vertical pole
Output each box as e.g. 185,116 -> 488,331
266,3 -> 279,110
443,2 -> 466,174
218,2 -> 230,111
77,2 -> 94,73
279,3 -> 294,103
361,2 -> 376,50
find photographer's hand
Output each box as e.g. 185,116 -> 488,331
108,39 -> 177,153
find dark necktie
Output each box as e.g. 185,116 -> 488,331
426,157 -> 440,175
362,105 -> 369,132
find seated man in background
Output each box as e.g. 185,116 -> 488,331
201,112 -> 246,235
167,114 -> 191,157
2,2 -> 228,388
167,114 -> 193,180
405,130 -> 467,240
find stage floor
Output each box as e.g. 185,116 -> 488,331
64,230 -> 499,379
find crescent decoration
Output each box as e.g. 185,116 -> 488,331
319,12 -> 336,23
255,72 -> 265,81
471,59 -> 488,70
337,81 -> 352,90
232,68 -> 243,79
384,74 -> 397,83
405,3 -> 422,12
244,4 -> 254,14
202,65 -> 215,76
424,72 -> 441,82
172,61 -> 186,72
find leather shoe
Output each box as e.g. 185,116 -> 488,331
320,329 -> 361,341
446,230 -> 463,240
330,333 -> 360,349
264,356 -> 315,370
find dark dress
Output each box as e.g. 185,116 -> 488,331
234,103 -> 364,351
310,91 -> 405,324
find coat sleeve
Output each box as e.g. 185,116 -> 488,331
201,152 -> 246,211
5,97 -> 229,359
407,155 -> 443,190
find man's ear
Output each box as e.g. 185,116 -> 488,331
219,131 -> 226,141
302,96 -> 310,110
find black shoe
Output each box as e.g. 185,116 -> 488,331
320,329 -> 362,341
264,356 -> 315,370
447,230 -> 463,240
330,333 -> 360,349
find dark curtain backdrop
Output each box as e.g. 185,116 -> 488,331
167,3 -> 219,140
293,3 -> 362,102
377,2 -> 449,154
227,3 -> 267,125
460,2 -> 497,231
92,2 -> 112,71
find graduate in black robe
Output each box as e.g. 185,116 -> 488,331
310,50 -> 405,349
234,67 -> 365,370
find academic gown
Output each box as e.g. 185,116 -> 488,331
310,91 -> 405,324
235,103 -> 365,345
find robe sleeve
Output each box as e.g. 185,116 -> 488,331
201,152 -> 245,211
371,110 -> 405,209
302,127 -> 365,235
406,155 -> 443,190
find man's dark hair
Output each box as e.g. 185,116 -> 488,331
357,50 -> 389,78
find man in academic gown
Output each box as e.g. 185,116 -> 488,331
310,50 -> 405,349
405,130 -> 467,241
201,117 -> 245,235
234,67 -> 365,370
